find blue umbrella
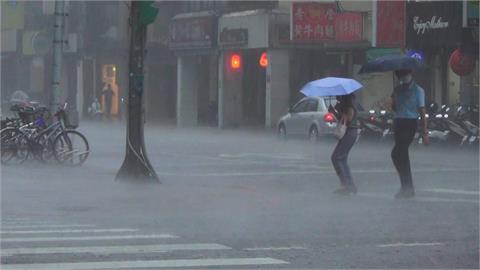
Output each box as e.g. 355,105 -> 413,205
358,54 -> 425,74
300,77 -> 363,97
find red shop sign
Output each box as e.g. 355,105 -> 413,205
334,13 -> 363,41
291,2 -> 336,41
377,0 -> 405,47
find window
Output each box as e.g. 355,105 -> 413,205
291,100 -> 309,113
306,100 -> 319,112
322,96 -> 337,112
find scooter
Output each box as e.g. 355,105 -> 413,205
357,109 -> 386,140
454,105 -> 479,145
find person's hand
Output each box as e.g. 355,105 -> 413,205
422,132 -> 430,146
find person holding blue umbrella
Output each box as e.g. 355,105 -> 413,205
301,77 -> 362,195
360,55 -> 429,198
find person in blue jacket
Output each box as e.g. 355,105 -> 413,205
391,69 -> 429,199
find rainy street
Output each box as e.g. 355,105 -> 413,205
1,121 -> 478,269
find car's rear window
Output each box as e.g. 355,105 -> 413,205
322,97 -> 337,111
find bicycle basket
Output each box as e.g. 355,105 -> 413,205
63,111 -> 78,129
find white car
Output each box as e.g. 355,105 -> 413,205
277,97 -> 337,142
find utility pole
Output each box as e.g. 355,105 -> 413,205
51,0 -> 65,112
116,1 -> 159,182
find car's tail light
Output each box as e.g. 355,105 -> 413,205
324,112 -> 335,123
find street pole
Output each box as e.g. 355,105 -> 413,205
51,0 -> 65,113
116,1 -> 159,182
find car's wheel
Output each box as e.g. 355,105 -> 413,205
278,124 -> 287,141
309,125 -> 319,143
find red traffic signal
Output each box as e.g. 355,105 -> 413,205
230,54 -> 241,69
259,52 -> 268,68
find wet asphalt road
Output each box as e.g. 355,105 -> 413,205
1,120 -> 478,269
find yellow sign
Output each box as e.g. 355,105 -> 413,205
22,31 -> 36,55
101,65 -> 119,116
1,1 -> 25,30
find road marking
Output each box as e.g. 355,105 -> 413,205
1,243 -> 231,256
377,242 -> 444,248
158,171 -> 329,177
357,192 -> 478,204
422,188 -> 479,195
244,246 -> 306,251
0,257 -> 289,270
1,221 -> 64,226
219,153 -> 307,160
0,225 -> 96,230
1,228 -> 138,235
0,234 -> 178,243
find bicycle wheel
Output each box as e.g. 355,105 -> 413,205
1,127 -> 29,165
53,130 -> 89,166
34,132 -> 55,163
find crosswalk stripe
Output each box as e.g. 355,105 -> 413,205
1,229 -> 138,235
0,234 -> 178,243
422,188 -> 479,195
0,257 -> 288,270
0,225 -> 96,230
377,242 -> 444,248
357,192 -> 478,204
1,243 -> 231,256
244,246 -> 306,251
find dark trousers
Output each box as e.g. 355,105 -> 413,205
392,119 -> 417,190
331,128 -> 358,188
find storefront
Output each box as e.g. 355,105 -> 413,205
169,11 -> 219,127
406,1 -> 464,106
285,2 -> 369,109
218,4 -> 369,129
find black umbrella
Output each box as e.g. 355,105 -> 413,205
358,54 -> 425,74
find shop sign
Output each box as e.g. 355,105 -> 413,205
334,13 -> 362,42
291,3 -> 364,43
413,16 -> 449,35
219,28 -> 248,47
377,1 -> 405,47
406,1 -> 462,48
169,16 -> 214,49
1,1 -> 24,30
291,2 -> 336,41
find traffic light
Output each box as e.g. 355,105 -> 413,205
139,1 -> 159,25
230,54 -> 241,70
259,52 -> 268,68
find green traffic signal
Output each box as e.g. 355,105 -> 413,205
139,1 -> 159,25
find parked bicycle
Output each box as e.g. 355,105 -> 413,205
1,103 -> 89,166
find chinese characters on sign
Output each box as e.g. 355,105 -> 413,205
292,2 -> 336,41
292,2 -> 363,42
334,13 -> 362,42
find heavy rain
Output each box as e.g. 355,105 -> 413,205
1,1 -> 479,269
